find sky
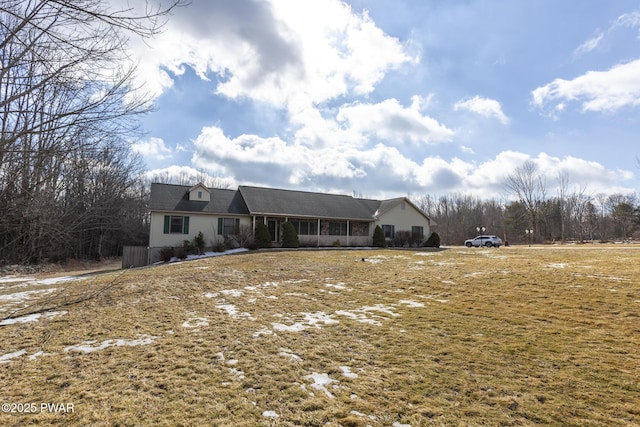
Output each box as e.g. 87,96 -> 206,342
128,0 -> 640,200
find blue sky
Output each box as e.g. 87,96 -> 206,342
130,0 -> 640,200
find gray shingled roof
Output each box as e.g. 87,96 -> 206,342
149,183 -> 249,214
238,186 -> 379,220
149,183 -> 434,224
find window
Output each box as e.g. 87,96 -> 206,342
218,218 -> 240,235
197,191 -> 203,199
382,224 -> 395,239
163,215 -> 189,234
291,220 -> 318,235
412,226 -> 424,239
329,221 -> 348,235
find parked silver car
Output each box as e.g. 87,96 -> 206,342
465,235 -> 502,248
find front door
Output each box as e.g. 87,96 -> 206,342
267,219 -> 279,242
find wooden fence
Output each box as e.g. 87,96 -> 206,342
122,246 -> 149,268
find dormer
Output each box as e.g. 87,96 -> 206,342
188,183 -> 210,202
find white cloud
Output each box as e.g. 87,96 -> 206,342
129,0 -> 414,110
573,11 -> 640,58
189,124 -> 634,198
573,31 -> 604,56
337,99 -> 454,145
410,94 -> 435,111
613,11 -> 640,29
191,126 -> 366,187
460,145 -> 476,154
131,137 -> 172,160
532,59 -> 640,113
454,96 -> 510,125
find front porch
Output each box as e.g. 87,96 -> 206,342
251,216 -> 372,246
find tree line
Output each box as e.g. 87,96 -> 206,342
414,161 -> 640,246
0,0 -> 181,264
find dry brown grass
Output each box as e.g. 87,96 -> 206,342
1,245 -> 639,426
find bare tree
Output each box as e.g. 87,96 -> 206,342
556,171 -> 570,243
0,0 -> 185,263
504,160 -> 546,241
569,184 -> 590,242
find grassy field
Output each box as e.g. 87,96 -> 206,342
1,245 -> 639,426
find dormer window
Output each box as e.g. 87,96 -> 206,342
189,183 -> 210,201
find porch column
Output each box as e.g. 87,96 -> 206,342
317,218 -> 320,247
346,220 -> 350,246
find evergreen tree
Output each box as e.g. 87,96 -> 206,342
281,222 -> 300,248
372,225 -> 387,247
424,232 -> 441,248
254,223 -> 272,248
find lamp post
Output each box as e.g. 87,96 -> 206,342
476,225 -> 486,247
525,228 -> 533,247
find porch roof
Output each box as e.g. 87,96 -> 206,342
238,186 -> 379,221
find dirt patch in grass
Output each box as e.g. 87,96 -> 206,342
1,246 -> 639,426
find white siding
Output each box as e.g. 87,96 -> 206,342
375,201 -> 431,239
149,211 -> 251,248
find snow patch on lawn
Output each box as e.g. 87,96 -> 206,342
304,311 -> 339,326
0,349 -> 27,363
176,248 -> 249,262
0,276 -> 35,284
279,348 -> 303,362
362,304 -> 400,317
262,410 -> 279,418
220,289 -> 243,297
37,276 -> 82,285
420,295 -> 449,303
229,367 -> 245,380
573,273 -> 630,282
252,327 -> 273,338
28,350 -> 52,360
0,310 -> 67,326
340,366 -> 358,379
336,304 -> 400,326
182,316 -> 209,329
548,263 -> 568,268
64,335 -> 158,353
0,288 -> 57,303
433,261 -> 457,266
399,300 -> 425,308
272,322 -> 307,332
0,276 -> 82,291
216,304 -> 255,320
272,311 -> 338,332
304,372 -> 337,398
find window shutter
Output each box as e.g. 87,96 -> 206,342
183,216 -> 189,234
164,215 -> 170,234
235,218 -> 240,233
218,218 -> 223,235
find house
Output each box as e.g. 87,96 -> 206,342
148,183 -> 436,262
